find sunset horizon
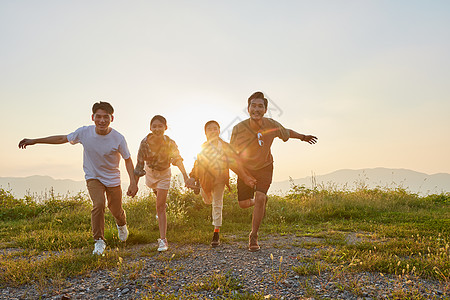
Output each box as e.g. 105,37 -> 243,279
2,1 -> 449,185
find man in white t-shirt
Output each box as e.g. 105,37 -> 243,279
19,101 -> 138,255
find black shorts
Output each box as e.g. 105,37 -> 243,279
237,164 -> 273,201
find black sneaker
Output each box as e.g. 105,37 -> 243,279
211,232 -> 220,247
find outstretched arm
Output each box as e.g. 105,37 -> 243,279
288,130 -> 318,144
124,157 -> 138,197
174,160 -> 190,184
18,135 -> 69,149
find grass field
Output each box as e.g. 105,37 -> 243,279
0,180 -> 449,297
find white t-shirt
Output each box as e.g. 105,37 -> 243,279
67,125 -> 131,187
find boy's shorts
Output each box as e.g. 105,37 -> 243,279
237,163 -> 273,201
145,166 -> 171,190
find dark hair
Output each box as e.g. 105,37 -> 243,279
92,101 -> 114,114
248,91 -> 268,109
204,120 -> 220,132
150,115 -> 167,127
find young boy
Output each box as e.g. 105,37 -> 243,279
18,101 -> 138,255
187,121 -> 255,247
230,92 -> 317,251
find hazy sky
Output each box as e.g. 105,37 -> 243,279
1,1 -> 449,183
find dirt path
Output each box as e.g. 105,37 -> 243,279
1,234 -> 448,299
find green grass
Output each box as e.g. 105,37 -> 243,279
186,271 -> 243,293
0,181 -> 449,296
0,248 -> 120,287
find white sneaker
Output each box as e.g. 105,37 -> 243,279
93,239 -> 106,255
117,224 -> 129,241
157,238 -> 168,252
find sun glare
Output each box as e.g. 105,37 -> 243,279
165,102 -> 243,173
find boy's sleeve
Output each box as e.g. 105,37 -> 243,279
189,157 -> 200,179
224,142 -> 241,175
134,139 -> 146,177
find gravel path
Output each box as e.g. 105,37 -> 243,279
1,234 -> 448,299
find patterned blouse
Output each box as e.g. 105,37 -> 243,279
189,138 -> 237,194
134,133 -> 183,177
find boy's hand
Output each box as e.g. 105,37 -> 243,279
127,183 -> 138,197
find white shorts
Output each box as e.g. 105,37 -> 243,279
144,166 -> 171,190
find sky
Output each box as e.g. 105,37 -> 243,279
1,0 -> 450,184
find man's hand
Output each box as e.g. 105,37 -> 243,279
18,138 -> 35,149
303,135 -> 318,144
127,183 -> 138,197
243,175 -> 257,188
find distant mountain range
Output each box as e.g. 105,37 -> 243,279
0,175 -> 87,199
269,168 -> 450,195
1,168 -> 449,199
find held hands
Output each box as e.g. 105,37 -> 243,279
18,138 -> 35,149
185,177 -> 200,195
185,177 -> 197,189
127,183 -> 138,197
302,135 -> 318,144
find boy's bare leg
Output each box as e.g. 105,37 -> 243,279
155,188 -> 169,239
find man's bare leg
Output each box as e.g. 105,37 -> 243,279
238,198 -> 255,208
251,191 -> 266,235
246,191 -> 266,251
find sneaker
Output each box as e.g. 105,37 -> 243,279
248,232 -> 260,252
117,224 -> 129,242
211,232 -> 220,247
93,239 -> 106,255
157,238 -> 169,252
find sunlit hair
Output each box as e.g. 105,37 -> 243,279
204,120 -> 220,132
150,115 -> 167,128
248,91 -> 268,109
92,101 -> 114,115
